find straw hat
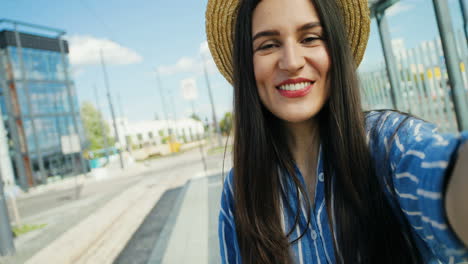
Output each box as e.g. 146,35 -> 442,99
206,0 -> 370,84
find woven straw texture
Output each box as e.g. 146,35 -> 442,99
206,0 -> 370,84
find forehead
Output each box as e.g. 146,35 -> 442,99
252,0 -> 320,32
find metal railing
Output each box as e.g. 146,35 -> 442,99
360,30 -> 468,133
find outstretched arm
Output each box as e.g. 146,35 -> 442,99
366,111 -> 468,261
446,142 -> 468,247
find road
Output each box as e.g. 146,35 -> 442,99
1,146 -> 231,264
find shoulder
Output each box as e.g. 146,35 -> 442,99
220,168 -> 235,209
364,110 -> 439,146
365,110 -> 433,134
219,168 -> 236,228
224,168 -> 235,194
364,110 -> 468,170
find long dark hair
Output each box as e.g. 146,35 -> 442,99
231,0 -> 423,263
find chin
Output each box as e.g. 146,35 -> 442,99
274,111 -> 319,124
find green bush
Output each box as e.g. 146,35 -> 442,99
13,223 -> 47,237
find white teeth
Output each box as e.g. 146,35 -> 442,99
278,82 -> 312,91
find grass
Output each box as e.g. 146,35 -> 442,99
12,223 -> 47,237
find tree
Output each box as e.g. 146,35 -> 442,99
219,112 -> 233,136
190,113 -> 201,121
80,102 -> 113,152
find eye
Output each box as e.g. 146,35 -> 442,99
301,36 -> 321,45
257,42 -> 278,51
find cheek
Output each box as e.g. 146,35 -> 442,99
315,48 -> 331,76
253,55 -> 274,86
322,56 -> 331,76
253,57 -> 272,107
253,57 -> 267,99
253,57 -> 263,85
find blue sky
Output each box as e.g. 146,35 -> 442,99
1,0 -> 466,123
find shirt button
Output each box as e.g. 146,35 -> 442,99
311,230 -> 318,240
318,173 -> 324,182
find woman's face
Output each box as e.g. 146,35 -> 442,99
252,0 -> 330,124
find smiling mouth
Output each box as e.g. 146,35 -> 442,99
277,81 -> 315,91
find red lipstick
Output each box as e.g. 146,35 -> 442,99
276,78 -> 315,98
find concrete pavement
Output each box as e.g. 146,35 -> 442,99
156,176 -> 210,263
145,172 -> 223,264
0,143 -> 231,264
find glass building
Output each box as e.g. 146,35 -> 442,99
0,20 -> 87,190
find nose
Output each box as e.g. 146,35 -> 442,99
278,42 -> 305,74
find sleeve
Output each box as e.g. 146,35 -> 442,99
219,169 -> 241,264
366,111 -> 468,263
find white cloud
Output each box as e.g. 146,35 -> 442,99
199,41 -> 210,56
68,35 -> 143,66
386,3 -> 414,17
200,41 -> 218,74
157,40 -> 218,76
158,57 -> 197,75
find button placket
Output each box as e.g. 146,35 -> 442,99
311,229 -> 318,240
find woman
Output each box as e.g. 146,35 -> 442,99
205,0 -> 468,263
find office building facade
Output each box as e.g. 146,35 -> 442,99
0,20 -> 87,189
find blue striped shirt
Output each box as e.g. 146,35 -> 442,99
219,111 -> 468,263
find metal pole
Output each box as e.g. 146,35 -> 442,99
99,50 -> 124,169
116,91 -> 127,151
116,92 -> 130,152
192,102 -> 207,172
13,24 -> 45,184
433,0 -> 468,131
94,85 -> 110,164
0,50 -> 30,190
0,104 -> 15,256
375,12 -> 399,109
202,55 -> 222,147
460,0 -> 468,46
0,103 -> 20,227
0,55 -> 19,189
156,70 -> 172,139
169,89 -> 178,141
0,178 -> 15,256
58,35 -> 89,177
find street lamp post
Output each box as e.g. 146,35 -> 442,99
156,70 -> 172,140
94,85 -> 110,164
100,50 -> 125,169
0,178 -> 14,256
433,0 -> 468,131
181,79 -> 207,172
202,55 -> 223,147
460,0 -> 468,46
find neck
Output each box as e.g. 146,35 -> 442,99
285,118 -> 320,174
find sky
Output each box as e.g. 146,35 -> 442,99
1,0 -> 466,124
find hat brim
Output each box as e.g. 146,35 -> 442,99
206,0 -> 370,84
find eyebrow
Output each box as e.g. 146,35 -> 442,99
252,21 -> 322,42
298,22 -> 322,31
252,30 -> 280,42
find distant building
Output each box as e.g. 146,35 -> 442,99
111,118 -> 204,150
0,20 -> 87,189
